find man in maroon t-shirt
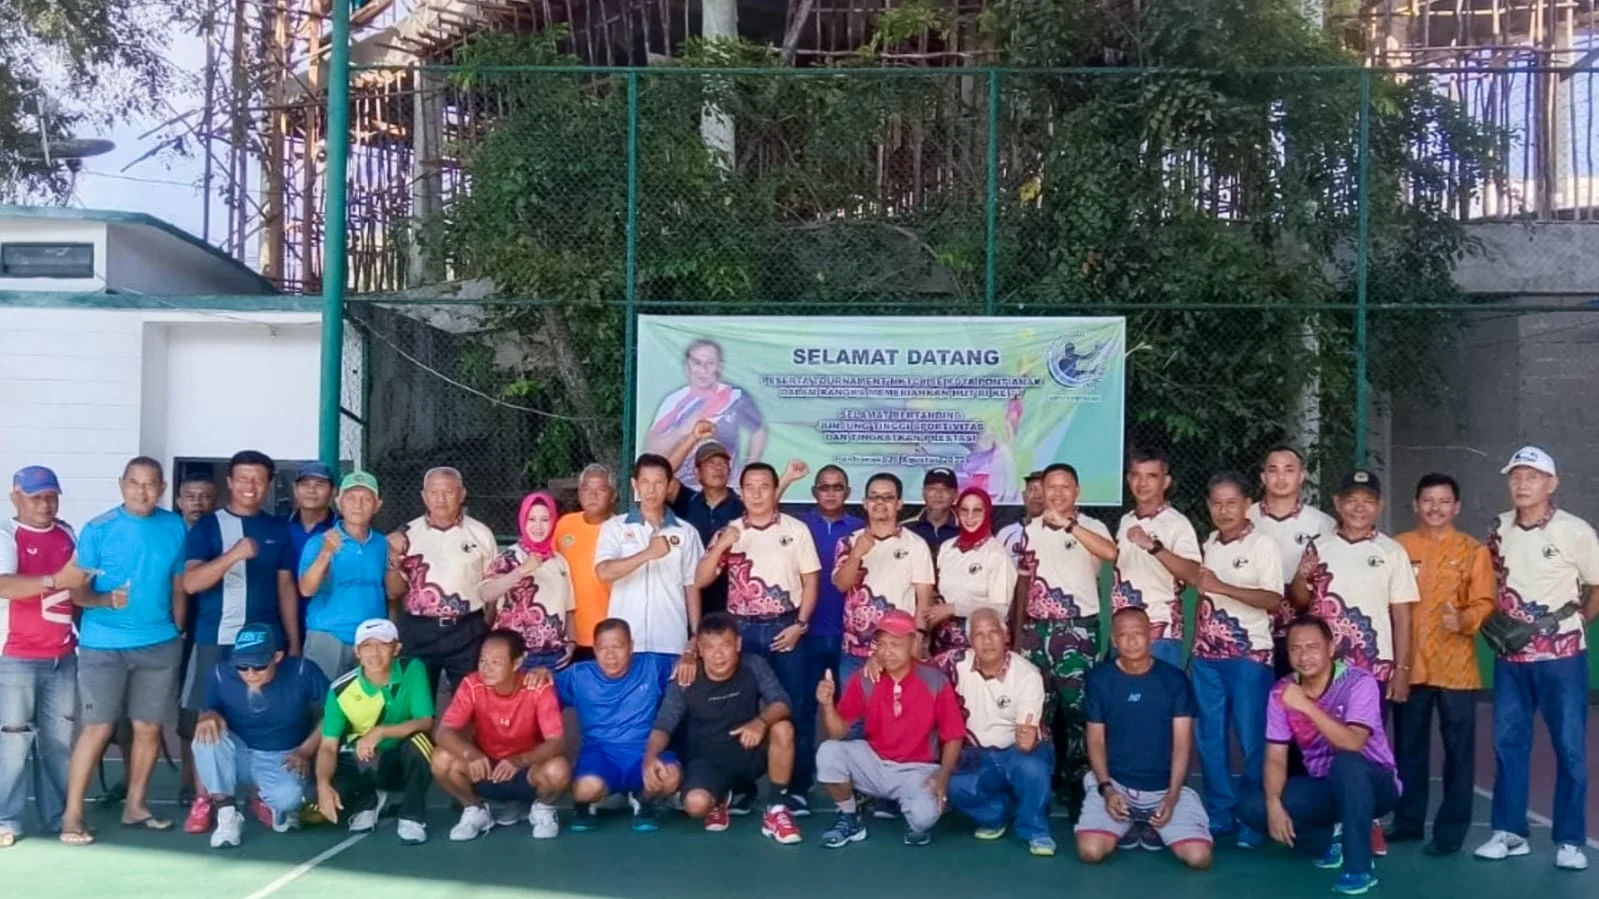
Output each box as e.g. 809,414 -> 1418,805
815,609 -> 964,848
430,629 -> 571,841
0,466 -> 85,845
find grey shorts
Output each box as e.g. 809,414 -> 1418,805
78,638 -> 183,726
303,630 -> 358,680
1073,773 -> 1212,849
180,643 -> 230,712
816,739 -> 942,833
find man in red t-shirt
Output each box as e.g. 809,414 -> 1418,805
0,466 -> 85,846
815,609 -> 964,848
431,629 -> 571,841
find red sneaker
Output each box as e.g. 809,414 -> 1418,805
1371,820 -> 1388,857
704,801 -> 730,833
761,806 -> 803,845
248,795 -> 274,829
183,795 -> 214,834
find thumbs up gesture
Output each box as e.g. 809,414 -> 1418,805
816,668 -> 836,706
1015,712 -> 1040,752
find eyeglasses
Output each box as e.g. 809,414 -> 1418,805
865,493 -> 898,503
235,663 -> 270,673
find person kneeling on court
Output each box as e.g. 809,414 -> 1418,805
192,623 -> 330,849
433,629 -> 571,841
527,617 -> 679,832
815,609 -> 964,848
945,608 -> 1056,857
642,612 -> 804,844
1075,607 -> 1212,869
1237,615 -> 1400,896
313,618 -> 436,844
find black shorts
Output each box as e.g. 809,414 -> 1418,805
474,776 -> 538,803
681,744 -> 766,799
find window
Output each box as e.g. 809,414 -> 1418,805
0,242 -> 95,278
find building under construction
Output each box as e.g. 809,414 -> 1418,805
194,0 -> 1598,292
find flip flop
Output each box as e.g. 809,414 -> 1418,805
121,815 -> 173,831
59,830 -> 96,846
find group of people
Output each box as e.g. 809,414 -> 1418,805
0,424 -> 1593,895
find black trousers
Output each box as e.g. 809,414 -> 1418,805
399,612 -> 486,697
1390,685 -> 1476,847
335,733 -> 434,823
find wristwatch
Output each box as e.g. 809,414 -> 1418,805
42,574 -> 55,590
1097,781 -> 1114,796
1147,537 -> 1166,555
795,619 -> 810,632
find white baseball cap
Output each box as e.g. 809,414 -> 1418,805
1501,446 -> 1557,477
354,618 -> 400,645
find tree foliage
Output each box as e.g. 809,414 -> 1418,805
432,0 -> 1501,509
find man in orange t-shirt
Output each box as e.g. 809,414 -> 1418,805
555,464 -> 616,661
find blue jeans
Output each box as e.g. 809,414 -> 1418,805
1238,752 -> 1400,875
1190,655 -> 1273,832
0,655 -> 75,835
1490,653 -> 1588,845
738,616 -> 809,789
947,744 -> 1055,841
795,634 -> 842,794
192,732 -> 309,823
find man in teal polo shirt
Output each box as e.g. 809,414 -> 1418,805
58,456 -> 189,844
298,472 -> 395,679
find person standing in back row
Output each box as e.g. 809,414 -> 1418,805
1249,446 -> 1336,677
797,464 -> 864,815
389,467 -> 499,698
1112,447 -> 1202,666
1475,446 -> 1597,872
298,472 -> 394,679
554,464 -> 617,663
906,467 -> 961,556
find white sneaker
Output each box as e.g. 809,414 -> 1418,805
210,806 -> 244,849
530,802 -> 559,840
489,801 -> 526,827
1474,831 -> 1531,860
272,811 -> 300,834
449,805 -> 494,842
1556,844 -> 1589,871
397,818 -> 428,845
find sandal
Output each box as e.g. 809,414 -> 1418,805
59,830 -> 96,846
121,815 -> 173,831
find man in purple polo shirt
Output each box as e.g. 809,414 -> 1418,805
796,464 -> 863,817
1238,614 -> 1399,897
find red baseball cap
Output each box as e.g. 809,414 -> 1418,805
876,609 -> 917,637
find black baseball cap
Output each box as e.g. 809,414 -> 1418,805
1337,469 -> 1382,498
923,467 -> 958,489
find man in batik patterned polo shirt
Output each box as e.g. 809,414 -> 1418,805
832,473 -> 935,685
696,462 -> 821,801
1475,446 -> 1598,872
1013,462 -> 1116,807
1112,447 -> 1202,666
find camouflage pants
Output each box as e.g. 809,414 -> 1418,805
1018,616 -> 1100,808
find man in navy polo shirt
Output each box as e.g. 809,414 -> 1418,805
906,467 -> 961,555
285,462 -> 337,635
796,464 -> 862,816
192,622 -> 328,848
298,472 -> 392,679
180,450 -> 299,834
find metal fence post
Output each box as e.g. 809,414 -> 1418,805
1353,69 -> 1372,468
619,70 -> 641,505
984,69 -> 999,315
318,0 -> 351,470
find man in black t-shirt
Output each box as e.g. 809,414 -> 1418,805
1074,608 -> 1212,869
642,612 -> 803,844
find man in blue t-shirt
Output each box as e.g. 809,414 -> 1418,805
298,472 -> 393,679
284,462 -> 338,635
59,456 -> 189,843
179,450 -> 298,832
192,623 -> 329,848
1075,607 -> 1212,869
797,464 -> 863,816
531,617 -> 676,832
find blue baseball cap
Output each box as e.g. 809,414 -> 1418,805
296,462 -> 335,483
231,624 -> 280,667
12,466 -> 61,496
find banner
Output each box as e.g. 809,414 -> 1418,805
636,315 -> 1126,505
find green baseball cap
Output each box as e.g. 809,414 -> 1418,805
339,470 -> 381,497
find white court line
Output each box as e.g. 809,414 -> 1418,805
241,829 -> 373,899
1472,785 -> 1599,851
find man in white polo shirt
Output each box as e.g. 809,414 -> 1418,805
1014,462 -> 1116,809
1289,470 -> 1418,691
945,608 -> 1053,856
1475,446 -> 1598,871
1113,447 -> 1202,666
389,467 -> 499,697
597,454 -> 706,684
832,473 -> 935,684
1249,446 -> 1336,677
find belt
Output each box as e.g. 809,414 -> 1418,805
734,611 -> 797,625
406,612 -> 467,628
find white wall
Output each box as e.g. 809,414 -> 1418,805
0,305 -> 358,530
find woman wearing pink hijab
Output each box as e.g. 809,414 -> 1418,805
924,486 -> 1018,664
481,492 -> 577,669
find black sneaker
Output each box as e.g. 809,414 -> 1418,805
728,792 -> 756,817
1138,823 -> 1164,852
1117,827 -> 1141,851
629,794 -> 659,832
784,792 -> 811,817
871,798 -> 901,820
569,803 -> 598,833
903,828 -> 932,847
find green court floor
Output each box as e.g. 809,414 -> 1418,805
8,785 -> 1592,899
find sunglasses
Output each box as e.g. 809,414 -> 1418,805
234,663 -> 270,673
